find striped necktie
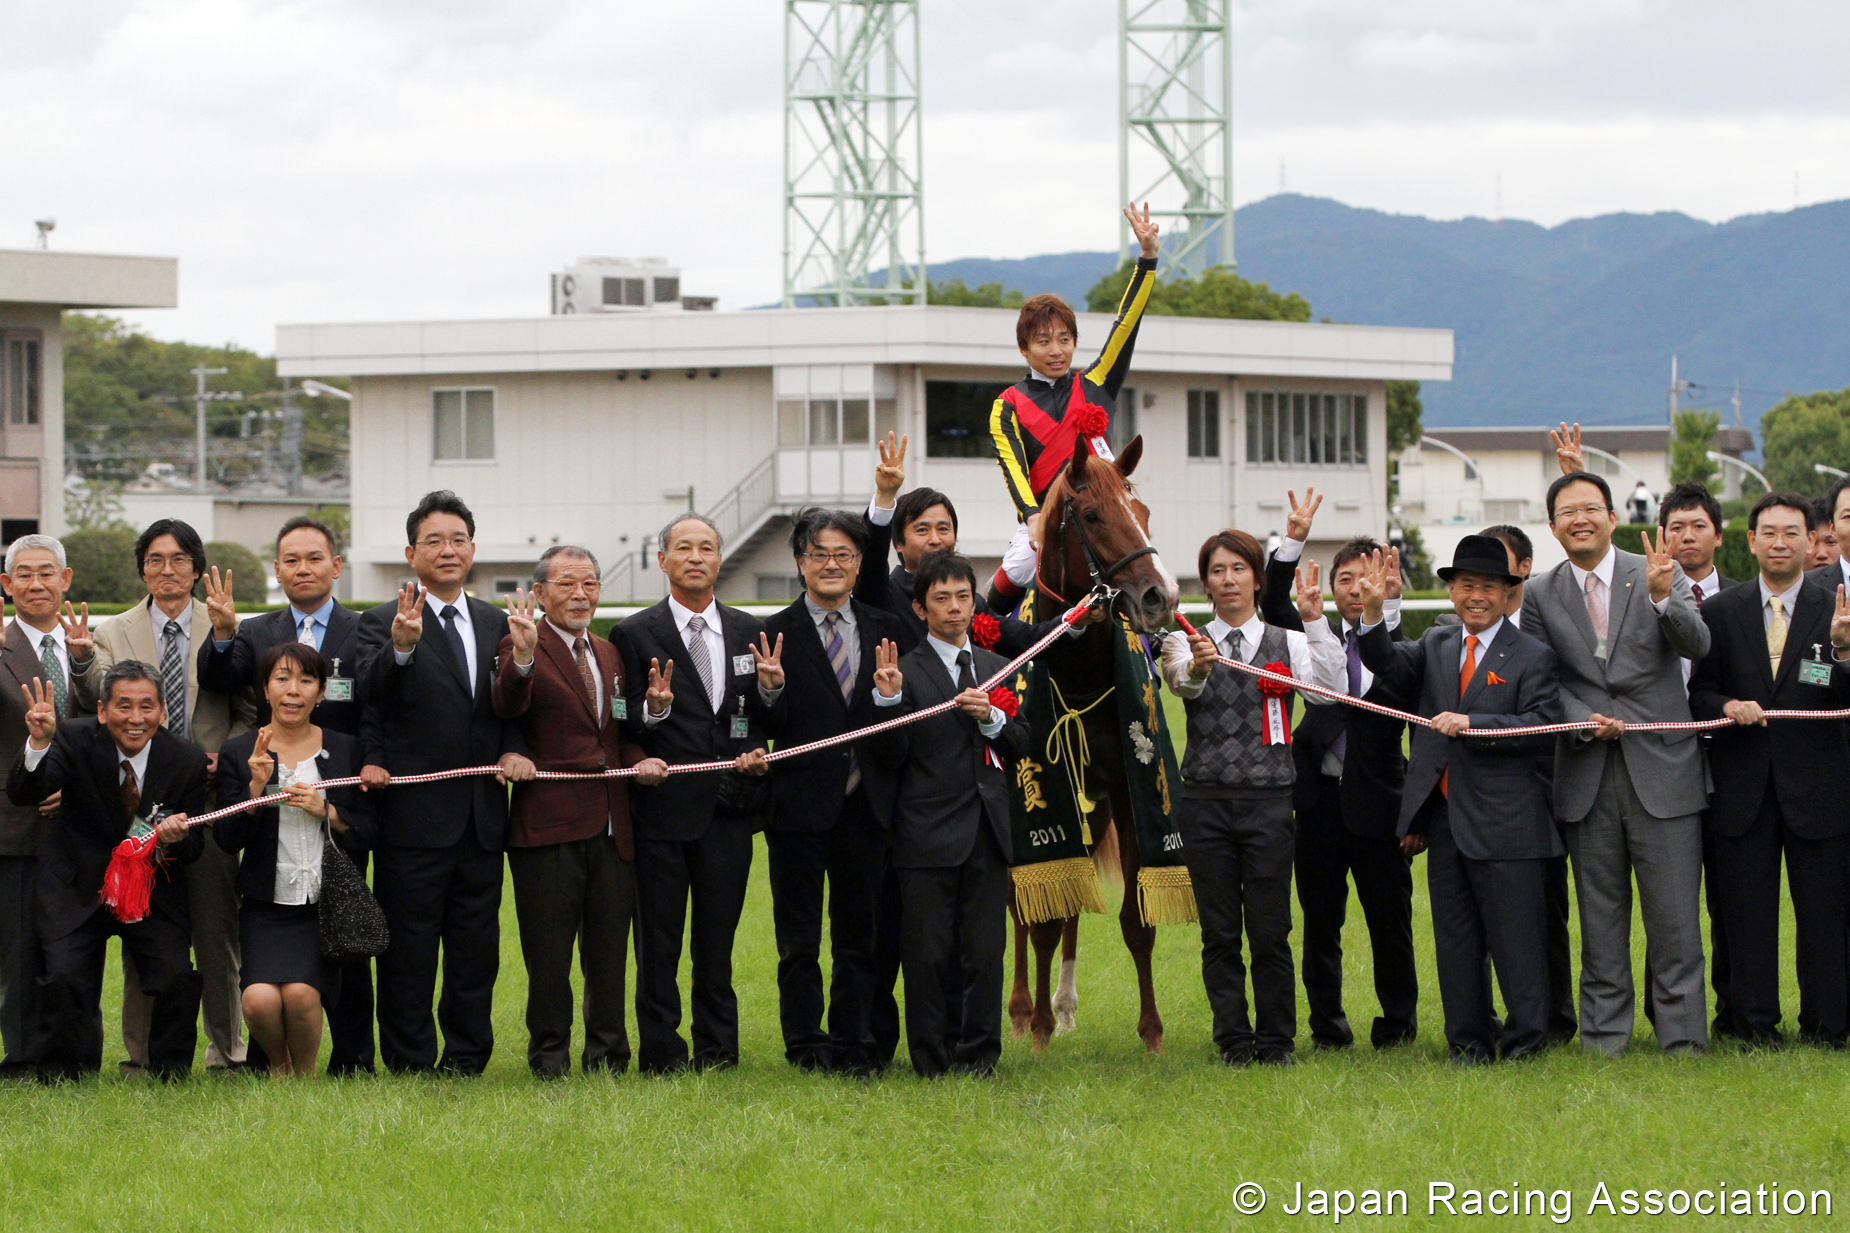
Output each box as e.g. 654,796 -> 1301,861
824,611 -> 858,796
39,633 -> 66,718
684,614 -> 718,712
160,618 -> 188,740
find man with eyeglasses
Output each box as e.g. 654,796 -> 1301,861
355,490 -> 535,1075
1521,471 -> 1711,1057
0,535 -> 88,1078
74,518 -> 249,1076
492,546 -> 667,1078
759,509 -> 906,1075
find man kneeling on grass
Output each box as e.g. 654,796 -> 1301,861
870,552 -> 1032,1078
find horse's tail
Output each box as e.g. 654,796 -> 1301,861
1092,812 -> 1124,892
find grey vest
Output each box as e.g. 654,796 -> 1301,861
1181,622 -> 1296,791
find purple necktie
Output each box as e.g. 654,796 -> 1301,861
1332,627 -> 1362,764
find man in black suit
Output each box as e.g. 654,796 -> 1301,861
615,513 -> 784,1074
761,509 -> 905,1075
8,661 -> 209,1081
1260,502 -> 1417,1050
356,490 -> 534,1075
870,551 -> 1033,1078
1690,492 -> 1850,1046
198,514 -> 374,1074
1806,476 -> 1850,594
1356,536 -> 1563,1063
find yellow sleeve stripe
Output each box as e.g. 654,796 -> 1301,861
989,396 -> 1039,513
1088,265 -> 1154,385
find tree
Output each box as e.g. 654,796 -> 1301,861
62,527 -> 142,604
1669,409 -> 1721,487
1758,387 -> 1850,494
64,480 -> 129,531
205,541 -> 266,595
927,279 -> 1024,308
1386,381 -> 1423,456
1084,260 -> 1311,321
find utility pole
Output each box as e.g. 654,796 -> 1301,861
280,378 -> 303,495
191,365 -> 229,493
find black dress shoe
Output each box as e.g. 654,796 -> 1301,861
1252,1048 -> 1296,1067
1219,1045 -> 1252,1068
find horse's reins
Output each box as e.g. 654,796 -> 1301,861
1036,482 -> 1159,614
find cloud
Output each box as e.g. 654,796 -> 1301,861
1352,30 -> 1522,70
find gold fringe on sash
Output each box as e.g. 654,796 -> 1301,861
1136,865 -> 1199,926
1010,857 -> 1107,924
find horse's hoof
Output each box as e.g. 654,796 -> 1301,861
1009,1014 -> 1031,1039
1054,1008 -> 1077,1035
1031,1029 -> 1053,1053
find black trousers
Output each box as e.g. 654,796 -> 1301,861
509,834 -> 637,1077
0,855 -> 41,1072
1713,796 -> 1850,1045
765,791 -> 885,1071
40,909 -> 200,1081
324,849 -> 376,1075
373,830 -> 503,1075
633,819 -> 753,1073
896,826 -> 1008,1078
871,852 -> 962,1070
1181,790 -> 1297,1058
1294,781 -> 1418,1048
1543,851 -> 1577,1043
1425,802 -> 1550,1062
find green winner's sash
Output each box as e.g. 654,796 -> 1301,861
1006,591 -> 1196,927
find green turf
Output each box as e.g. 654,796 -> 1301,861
1,699 -> 1843,1231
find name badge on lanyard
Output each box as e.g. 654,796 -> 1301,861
730,695 -> 750,740
324,657 -> 353,702
611,680 -> 627,722
1799,644 -> 1834,688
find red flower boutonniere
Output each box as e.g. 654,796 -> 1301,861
987,686 -> 1020,718
970,612 -> 1001,650
1486,671 -> 1507,685
1257,661 -> 1293,746
1071,401 -> 1110,439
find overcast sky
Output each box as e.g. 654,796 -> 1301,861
7,0 -> 1847,349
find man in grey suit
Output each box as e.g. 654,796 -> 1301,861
1521,471 -> 1711,1056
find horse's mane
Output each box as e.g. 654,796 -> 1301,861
1036,450 -> 1134,551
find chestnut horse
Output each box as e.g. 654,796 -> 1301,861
1005,436 -> 1180,1051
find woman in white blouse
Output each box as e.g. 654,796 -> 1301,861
215,643 -> 375,1077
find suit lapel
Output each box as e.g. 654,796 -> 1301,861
655,602 -> 711,718
126,601 -> 159,669
1458,625 -> 1510,711
0,621 -> 44,704
1603,553 -> 1642,650
1772,584 -> 1820,692
539,622 -> 596,720
322,602 -> 359,673
1734,586 -> 1778,695
910,641 -> 956,706
418,598 -> 472,694
1547,563 -> 1602,661
467,597 -> 500,699
787,601 -> 850,714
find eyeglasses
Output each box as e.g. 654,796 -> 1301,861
142,554 -> 195,573
416,534 -> 473,551
802,549 -> 861,567
1550,504 -> 1612,522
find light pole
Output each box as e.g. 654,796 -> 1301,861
1708,451 -> 1769,492
1814,463 -> 1847,481
190,365 -> 231,492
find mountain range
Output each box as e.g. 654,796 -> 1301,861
919,193 -> 1850,434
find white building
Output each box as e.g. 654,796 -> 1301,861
0,247 -> 178,536
275,306 -> 1452,604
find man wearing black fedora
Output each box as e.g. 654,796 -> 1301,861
1353,535 -> 1564,1063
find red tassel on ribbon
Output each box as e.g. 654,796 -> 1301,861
99,832 -> 159,924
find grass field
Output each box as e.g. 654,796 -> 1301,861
2,705 -> 1846,1231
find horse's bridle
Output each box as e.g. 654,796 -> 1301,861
1039,486 -> 1158,609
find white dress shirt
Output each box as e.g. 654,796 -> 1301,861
13,618 -> 71,691
644,596 -> 782,725
271,756 -> 325,905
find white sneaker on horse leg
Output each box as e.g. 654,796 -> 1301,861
1053,957 -> 1078,1034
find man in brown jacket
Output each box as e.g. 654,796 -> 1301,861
493,546 -> 666,1078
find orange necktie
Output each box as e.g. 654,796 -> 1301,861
1442,634 -> 1478,800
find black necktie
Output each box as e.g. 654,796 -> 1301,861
956,649 -> 977,692
120,759 -> 140,832
440,604 -> 471,692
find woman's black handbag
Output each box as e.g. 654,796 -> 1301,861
317,836 -> 389,964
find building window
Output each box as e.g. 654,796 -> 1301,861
653,276 -> 679,304
1110,386 -> 1140,454
433,388 -> 495,461
924,381 -> 997,458
1187,389 -> 1220,459
0,333 -> 42,427
1244,390 -> 1367,465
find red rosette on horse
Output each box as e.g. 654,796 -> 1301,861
1258,660 -> 1293,746
970,612 -> 1001,649
987,685 -> 1020,718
